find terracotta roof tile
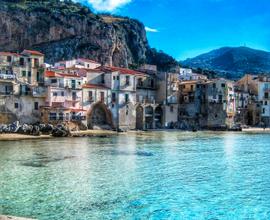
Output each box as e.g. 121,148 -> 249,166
22,50 -> 44,56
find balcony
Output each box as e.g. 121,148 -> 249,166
0,91 -> 13,96
32,87 -> 47,97
137,97 -> 156,105
0,73 -> 15,81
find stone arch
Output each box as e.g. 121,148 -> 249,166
145,106 -> 154,129
87,102 -> 114,129
136,105 -> 144,130
155,106 -> 163,129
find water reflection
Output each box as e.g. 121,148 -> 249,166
1,132 -> 270,219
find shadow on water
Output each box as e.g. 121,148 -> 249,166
20,153 -> 76,168
97,149 -> 154,157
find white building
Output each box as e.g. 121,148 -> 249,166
55,58 -> 101,70
179,68 -> 208,81
258,78 -> 270,125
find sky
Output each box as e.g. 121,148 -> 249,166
76,0 -> 270,60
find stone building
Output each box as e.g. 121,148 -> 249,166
156,72 -> 179,128
136,70 -> 160,130
0,50 -> 46,124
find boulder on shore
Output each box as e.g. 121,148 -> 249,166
51,124 -> 71,137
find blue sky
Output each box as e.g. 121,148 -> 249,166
76,0 -> 270,60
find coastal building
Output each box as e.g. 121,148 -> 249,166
156,72 -> 179,128
0,50 -> 46,124
1,49 -> 267,131
54,58 -> 101,70
41,71 -> 85,125
258,76 -> 270,126
234,74 -> 261,126
179,68 -> 208,81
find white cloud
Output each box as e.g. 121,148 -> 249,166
81,0 -> 132,12
145,26 -> 159,33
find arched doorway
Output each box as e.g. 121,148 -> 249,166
136,105 -> 144,130
155,106 -> 163,129
87,102 -> 113,129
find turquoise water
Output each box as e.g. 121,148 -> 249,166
1,132 -> 270,219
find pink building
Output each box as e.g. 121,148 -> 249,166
41,71 -> 86,123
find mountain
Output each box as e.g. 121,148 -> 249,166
181,47 -> 270,79
0,0 -> 177,70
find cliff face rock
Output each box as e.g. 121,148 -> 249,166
0,0 -> 149,66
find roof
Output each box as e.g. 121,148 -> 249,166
0,52 -> 20,57
82,84 -> 110,90
100,66 -> 145,76
45,71 -> 58,78
65,67 -> 104,74
45,70 -> 82,78
22,50 -> 44,56
58,73 -> 82,78
78,58 -> 101,65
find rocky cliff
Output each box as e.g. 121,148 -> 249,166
0,0 -> 151,67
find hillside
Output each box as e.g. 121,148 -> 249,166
181,47 -> 270,79
0,0 -> 177,70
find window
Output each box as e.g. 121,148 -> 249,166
213,83 -> 216,88
88,91 -> 93,101
100,92 -> 105,102
113,76 -> 116,80
117,76 -> 120,80
14,102 -> 19,109
51,79 -> 57,83
49,113 -> 57,121
265,101 -> 268,105
221,83 -> 226,88
263,108 -> 265,114
59,113 -> 64,121
191,85 -> 194,91
34,58 -> 39,67
87,64 -> 90,68
112,92 -> 116,102
28,71 -> 31,77
22,71 -> 26,77
265,92 -> 269,99
150,79 -> 154,88
37,72 -> 40,82
101,74 -> 105,84
170,105 -> 174,112
19,58 -> 24,66
219,95 -> 223,103
138,78 -> 143,87
126,75 -> 130,85
7,56 -> 11,62
61,91 -> 65,96
125,94 -> 129,103
53,92 -> 58,97
72,92 -> 77,100
34,102 -> 39,110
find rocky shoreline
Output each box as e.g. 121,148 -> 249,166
0,122 -> 118,141
0,122 -> 269,141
